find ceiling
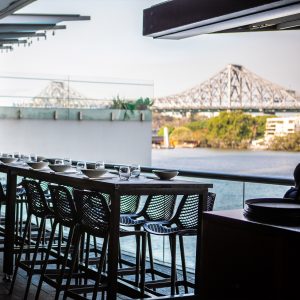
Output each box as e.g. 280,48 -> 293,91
0,0 -> 90,52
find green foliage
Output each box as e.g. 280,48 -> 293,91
205,111 -> 255,148
110,96 -> 153,111
135,97 -> 154,110
254,115 -> 269,139
110,96 -> 128,110
185,119 -> 208,131
268,132 -> 300,151
156,111 -> 270,149
170,127 -> 193,144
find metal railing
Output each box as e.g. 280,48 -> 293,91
107,164 -> 294,270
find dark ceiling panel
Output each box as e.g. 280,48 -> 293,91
143,0 -> 300,38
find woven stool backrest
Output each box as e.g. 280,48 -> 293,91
142,194 -> 176,221
100,194 -> 140,215
0,182 -> 5,202
74,189 -> 110,238
49,185 -> 77,227
120,195 -> 140,214
175,192 -> 216,230
22,180 -> 51,218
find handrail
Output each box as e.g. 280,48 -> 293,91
106,164 -> 294,186
43,159 -> 294,186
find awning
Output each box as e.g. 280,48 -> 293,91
0,1 -> 90,52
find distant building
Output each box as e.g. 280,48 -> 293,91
265,117 -> 300,140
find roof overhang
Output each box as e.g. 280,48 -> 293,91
143,0 -> 300,39
0,0 -> 36,19
0,2 -> 90,52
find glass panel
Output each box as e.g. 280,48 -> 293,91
0,74 -> 154,108
245,182 -> 290,200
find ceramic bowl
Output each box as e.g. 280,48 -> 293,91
48,164 -> 72,173
27,161 -> 49,170
81,168 -> 107,178
152,169 -> 179,180
0,157 -> 18,164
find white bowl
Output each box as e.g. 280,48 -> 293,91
0,157 -> 18,164
81,168 -> 107,178
152,170 -> 179,180
49,164 -> 72,173
27,161 -> 49,170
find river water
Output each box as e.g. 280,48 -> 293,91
152,148 -> 299,177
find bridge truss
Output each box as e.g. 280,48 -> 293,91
154,64 -> 300,112
22,81 -> 111,108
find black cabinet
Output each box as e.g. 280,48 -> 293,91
200,210 -> 300,299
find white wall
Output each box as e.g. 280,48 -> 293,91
0,119 -> 152,165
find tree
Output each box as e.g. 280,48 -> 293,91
169,127 -> 193,145
268,132 -> 300,151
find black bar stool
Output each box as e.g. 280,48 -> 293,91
35,184 -> 78,300
9,179 -> 55,299
120,194 -> 176,281
143,192 -> 216,295
0,181 -> 27,244
63,189 -> 146,299
99,193 -> 146,288
62,189 -> 111,300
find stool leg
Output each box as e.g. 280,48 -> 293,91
170,235 -> 177,296
84,232 -> 91,297
93,235 -> 98,257
24,218 -> 46,299
35,221 -> 57,300
62,229 -> 82,300
147,233 -> 156,281
135,225 -> 141,285
92,236 -> 108,300
54,225 -> 76,300
140,232 -> 146,296
179,235 -> 189,293
9,214 -> 31,294
19,199 -> 24,238
118,243 -> 123,269
15,200 -> 19,238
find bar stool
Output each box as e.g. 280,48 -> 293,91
9,179 -> 55,299
0,182 -> 5,238
0,181 -> 27,241
63,189 -> 146,300
35,184 -> 79,300
143,192 -> 216,295
120,194 -> 176,281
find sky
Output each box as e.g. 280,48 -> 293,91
1,0 -> 300,99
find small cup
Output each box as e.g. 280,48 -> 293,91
64,158 -> 72,166
22,154 -> 30,165
30,153 -> 37,162
76,161 -> 86,174
14,152 -> 21,159
118,166 -> 131,181
130,164 -> 141,178
95,161 -> 105,169
55,159 -> 64,165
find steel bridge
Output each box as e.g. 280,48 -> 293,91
154,64 -> 300,113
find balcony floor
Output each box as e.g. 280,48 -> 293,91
0,251 -> 194,299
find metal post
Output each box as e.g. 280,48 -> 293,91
3,171 -> 16,279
